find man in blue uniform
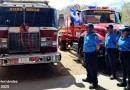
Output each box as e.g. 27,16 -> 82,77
103,24 -> 118,80
82,23 -> 100,89
117,27 -> 130,90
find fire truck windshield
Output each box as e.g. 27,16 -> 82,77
0,7 -> 56,27
82,10 -> 121,24
0,7 -> 23,27
25,8 -> 56,27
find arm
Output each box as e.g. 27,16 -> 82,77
114,35 -> 118,48
80,31 -> 86,37
116,42 -> 118,49
96,44 -> 100,51
93,34 -> 100,51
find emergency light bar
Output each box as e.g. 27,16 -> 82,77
101,6 -> 109,9
87,6 -> 97,9
87,6 -> 109,9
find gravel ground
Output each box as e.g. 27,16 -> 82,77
58,50 -> 86,75
0,50 -> 86,81
0,50 -> 123,90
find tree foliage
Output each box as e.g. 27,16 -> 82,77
120,2 -> 130,25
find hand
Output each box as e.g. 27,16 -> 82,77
96,49 -> 99,52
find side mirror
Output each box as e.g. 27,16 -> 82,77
119,13 -> 122,22
58,14 -> 65,30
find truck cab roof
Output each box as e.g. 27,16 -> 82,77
0,0 -> 55,9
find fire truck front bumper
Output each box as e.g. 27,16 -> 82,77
0,52 -> 61,66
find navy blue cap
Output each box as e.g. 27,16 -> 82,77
106,24 -> 113,28
124,25 -> 130,29
84,23 -> 94,28
120,27 -> 129,32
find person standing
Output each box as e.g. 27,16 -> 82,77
103,24 -> 118,80
117,27 -> 130,90
82,23 -> 100,89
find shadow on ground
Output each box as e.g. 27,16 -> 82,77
73,55 -> 122,82
0,63 -> 86,90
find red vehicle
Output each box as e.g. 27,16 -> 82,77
0,0 -> 61,66
58,5 -> 123,66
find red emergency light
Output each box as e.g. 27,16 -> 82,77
102,6 -> 109,9
87,6 -> 109,9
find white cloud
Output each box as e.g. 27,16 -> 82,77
49,0 -> 71,9
69,0 -> 98,6
49,0 -> 130,9
104,0 -> 125,7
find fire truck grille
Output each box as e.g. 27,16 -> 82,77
8,32 -> 40,53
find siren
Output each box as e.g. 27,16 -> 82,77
87,6 -> 97,9
102,6 -> 109,9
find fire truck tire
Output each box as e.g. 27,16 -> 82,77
79,46 -> 86,68
60,40 -> 66,50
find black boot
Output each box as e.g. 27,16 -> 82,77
124,85 -> 130,90
117,81 -> 127,87
110,75 -> 117,80
125,72 -> 130,90
89,83 -> 98,89
82,78 -> 92,83
110,73 -> 117,80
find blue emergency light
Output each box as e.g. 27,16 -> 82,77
87,6 -> 97,9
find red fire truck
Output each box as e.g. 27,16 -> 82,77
0,0 -> 62,66
58,5 -> 123,66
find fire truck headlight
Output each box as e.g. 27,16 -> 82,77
1,39 -> 7,43
0,38 -> 8,48
2,44 -> 7,48
52,41 -> 57,46
41,41 -> 52,47
41,38 -> 46,42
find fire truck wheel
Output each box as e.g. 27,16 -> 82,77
79,47 -> 86,68
60,40 -> 66,50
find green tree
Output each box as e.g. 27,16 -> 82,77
120,2 -> 130,25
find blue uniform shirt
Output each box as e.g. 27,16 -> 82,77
118,35 -> 130,51
105,32 -> 117,49
83,31 -> 99,53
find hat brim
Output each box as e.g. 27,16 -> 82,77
120,28 -> 126,32
84,24 -> 94,28
106,26 -> 112,28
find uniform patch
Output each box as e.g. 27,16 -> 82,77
95,35 -> 98,39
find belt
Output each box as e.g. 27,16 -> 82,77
120,51 -> 130,53
120,51 -> 130,54
85,50 -> 96,54
106,48 -> 116,50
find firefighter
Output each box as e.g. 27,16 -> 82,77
82,23 -> 100,89
103,24 -> 118,80
117,27 -> 130,90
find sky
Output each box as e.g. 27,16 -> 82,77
49,0 -> 130,9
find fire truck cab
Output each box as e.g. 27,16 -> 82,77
58,5 -> 123,66
0,0 -> 61,66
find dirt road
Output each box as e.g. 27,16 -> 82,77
0,50 -> 123,90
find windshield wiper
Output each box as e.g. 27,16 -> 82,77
32,12 -> 36,25
13,11 -> 17,26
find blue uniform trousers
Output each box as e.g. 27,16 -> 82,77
105,48 -> 116,75
84,51 -> 98,84
120,51 -> 130,84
